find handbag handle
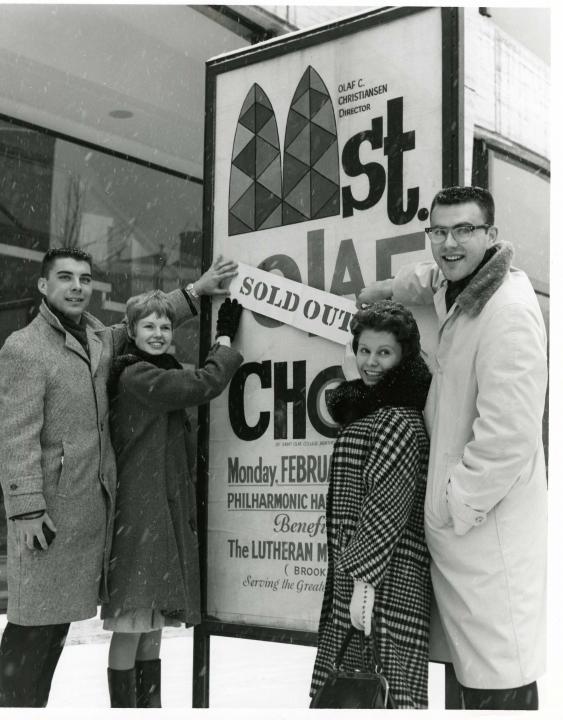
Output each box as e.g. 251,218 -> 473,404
333,627 -> 385,674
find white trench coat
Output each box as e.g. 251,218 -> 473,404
393,243 -> 547,689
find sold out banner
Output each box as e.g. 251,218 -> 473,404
204,6 -> 454,633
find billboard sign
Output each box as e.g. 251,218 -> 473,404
202,6 -> 460,635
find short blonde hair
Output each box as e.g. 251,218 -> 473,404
125,290 -> 176,336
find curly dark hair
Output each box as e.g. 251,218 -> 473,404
41,247 -> 93,278
430,185 -> 495,225
351,300 -> 421,359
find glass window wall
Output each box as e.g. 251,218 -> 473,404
0,116 -> 203,355
0,116 -> 205,605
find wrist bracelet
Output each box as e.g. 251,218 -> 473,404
181,288 -> 198,316
186,282 -> 199,299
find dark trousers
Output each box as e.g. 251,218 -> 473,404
461,681 -> 538,711
0,621 -> 70,707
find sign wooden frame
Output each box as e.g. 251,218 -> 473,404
193,6 -> 463,707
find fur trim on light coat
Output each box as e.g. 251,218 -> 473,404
455,242 -> 514,317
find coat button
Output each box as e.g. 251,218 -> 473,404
9,483 -> 17,490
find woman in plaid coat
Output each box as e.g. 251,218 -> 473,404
310,301 -> 432,708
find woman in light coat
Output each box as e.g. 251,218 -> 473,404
310,302 -> 432,709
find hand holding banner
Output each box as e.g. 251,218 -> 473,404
228,262 -> 357,346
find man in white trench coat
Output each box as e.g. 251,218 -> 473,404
357,186 -> 547,710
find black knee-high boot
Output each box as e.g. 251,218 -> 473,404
136,658 -> 162,708
107,667 -> 137,708
0,622 -> 69,707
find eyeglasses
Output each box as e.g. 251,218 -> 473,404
425,224 -> 491,245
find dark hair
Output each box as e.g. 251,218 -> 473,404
41,247 -> 93,278
351,300 -> 421,359
430,185 -> 495,225
126,290 -> 177,336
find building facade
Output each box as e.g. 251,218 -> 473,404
0,5 -> 550,608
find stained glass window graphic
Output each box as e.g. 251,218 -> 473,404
229,84 -> 282,235
282,67 -> 340,226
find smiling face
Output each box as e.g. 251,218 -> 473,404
37,257 -> 93,321
430,201 -> 497,282
355,329 -> 403,386
132,311 -> 173,355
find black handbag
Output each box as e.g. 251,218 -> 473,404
310,627 -> 397,709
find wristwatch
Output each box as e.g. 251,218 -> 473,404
186,282 -> 199,299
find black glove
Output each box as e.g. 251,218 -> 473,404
216,298 -> 243,341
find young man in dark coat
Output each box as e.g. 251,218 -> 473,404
0,247 -> 237,707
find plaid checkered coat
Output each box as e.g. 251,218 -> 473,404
310,356 -> 431,708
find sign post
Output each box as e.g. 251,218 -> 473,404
194,6 -> 462,707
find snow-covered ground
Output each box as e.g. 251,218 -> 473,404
0,612 -> 445,716
49,615 -> 446,710
0,611 -> 558,719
